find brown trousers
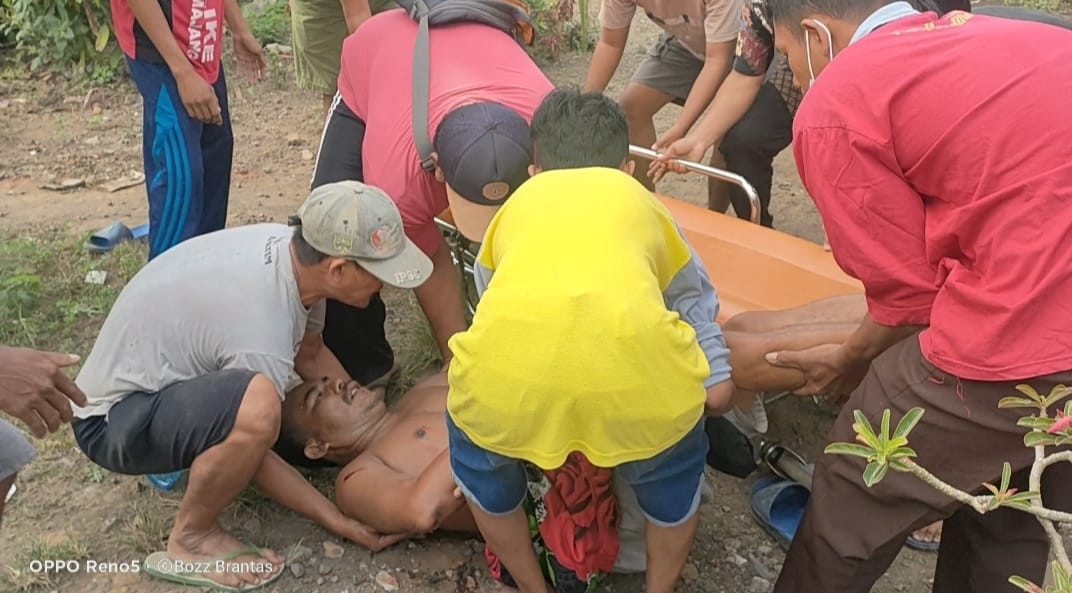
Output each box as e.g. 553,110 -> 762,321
773,335 -> 1072,593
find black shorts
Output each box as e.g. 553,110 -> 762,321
72,369 -> 256,475
311,94 -> 366,189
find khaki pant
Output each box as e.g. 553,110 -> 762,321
774,335 -> 1072,593
290,0 -> 398,94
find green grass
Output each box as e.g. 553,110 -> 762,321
1003,0 -> 1066,13
0,233 -> 146,356
0,532 -> 89,592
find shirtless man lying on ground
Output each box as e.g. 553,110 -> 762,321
274,293 -> 946,553
278,371 -> 471,536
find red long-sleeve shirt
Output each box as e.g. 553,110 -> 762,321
793,11 -> 1072,381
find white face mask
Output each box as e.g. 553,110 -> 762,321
803,19 -> 835,87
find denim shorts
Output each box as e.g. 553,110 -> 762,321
446,413 -> 709,527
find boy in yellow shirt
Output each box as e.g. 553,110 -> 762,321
446,89 -> 734,593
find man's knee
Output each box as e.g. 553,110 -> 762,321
619,84 -> 663,123
235,374 -> 283,445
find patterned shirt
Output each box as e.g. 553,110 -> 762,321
731,0 -> 972,116
732,0 -> 803,114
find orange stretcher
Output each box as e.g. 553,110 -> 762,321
435,145 -> 862,323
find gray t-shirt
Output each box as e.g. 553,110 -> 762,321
74,224 -> 326,419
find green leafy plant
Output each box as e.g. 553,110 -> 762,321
827,384 -> 1072,592
243,0 -> 292,45
0,0 -> 122,81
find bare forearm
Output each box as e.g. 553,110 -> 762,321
223,0 -> 253,36
254,451 -> 346,534
672,43 -> 734,134
687,71 -> 764,148
294,337 -> 351,382
705,380 -> 734,415
340,0 -> 373,32
582,34 -> 627,93
414,240 -> 467,363
413,451 -> 465,528
124,0 -> 195,74
841,314 -> 925,364
338,456 -> 461,535
725,324 -> 853,392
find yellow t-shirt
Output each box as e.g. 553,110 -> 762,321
446,167 -> 715,470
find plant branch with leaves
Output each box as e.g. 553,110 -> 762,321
826,384 -> 1072,593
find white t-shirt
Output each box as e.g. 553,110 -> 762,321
74,224 -> 326,419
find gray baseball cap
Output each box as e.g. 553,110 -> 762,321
296,181 -> 433,289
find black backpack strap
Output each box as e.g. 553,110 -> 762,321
411,0 -> 436,172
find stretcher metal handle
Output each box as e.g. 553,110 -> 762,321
629,145 -> 762,225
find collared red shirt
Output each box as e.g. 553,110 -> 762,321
793,11 -> 1072,380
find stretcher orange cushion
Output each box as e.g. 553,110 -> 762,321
439,196 -> 863,324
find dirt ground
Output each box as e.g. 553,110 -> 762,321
2,6 -> 1029,592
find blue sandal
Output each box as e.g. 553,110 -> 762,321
85,222 -> 134,253
749,475 -> 810,551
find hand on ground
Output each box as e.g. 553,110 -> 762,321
336,515 -> 408,552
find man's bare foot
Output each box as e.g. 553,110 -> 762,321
166,523 -> 284,588
911,521 -> 942,545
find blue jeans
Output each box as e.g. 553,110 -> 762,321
447,413 -> 708,527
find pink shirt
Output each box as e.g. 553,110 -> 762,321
338,11 -> 554,256
794,12 -> 1072,381
599,0 -> 742,58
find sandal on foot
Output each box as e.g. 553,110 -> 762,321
143,544 -> 284,592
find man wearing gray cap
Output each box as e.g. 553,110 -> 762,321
311,9 -> 553,387
70,181 -> 431,590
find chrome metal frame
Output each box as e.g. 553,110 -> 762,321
628,145 -> 762,225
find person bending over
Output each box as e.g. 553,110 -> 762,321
445,89 -> 734,593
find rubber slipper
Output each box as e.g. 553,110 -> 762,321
85,222 -> 134,254
130,223 -> 150,242
905,534 -> 941,552
749,475 -> 810,551
143,544 -> 284,592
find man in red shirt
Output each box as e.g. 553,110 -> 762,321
310,11 -> 553,387
759,1 -> 1072,591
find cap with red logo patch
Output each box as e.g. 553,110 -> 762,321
296,181 -> 433,289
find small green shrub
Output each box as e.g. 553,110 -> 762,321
244,0 -> 292,45
0,0 -> 122,81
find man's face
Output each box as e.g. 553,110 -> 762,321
326,259 -> 384,309
774,22 -> 828,92
286,377 -> 388,451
